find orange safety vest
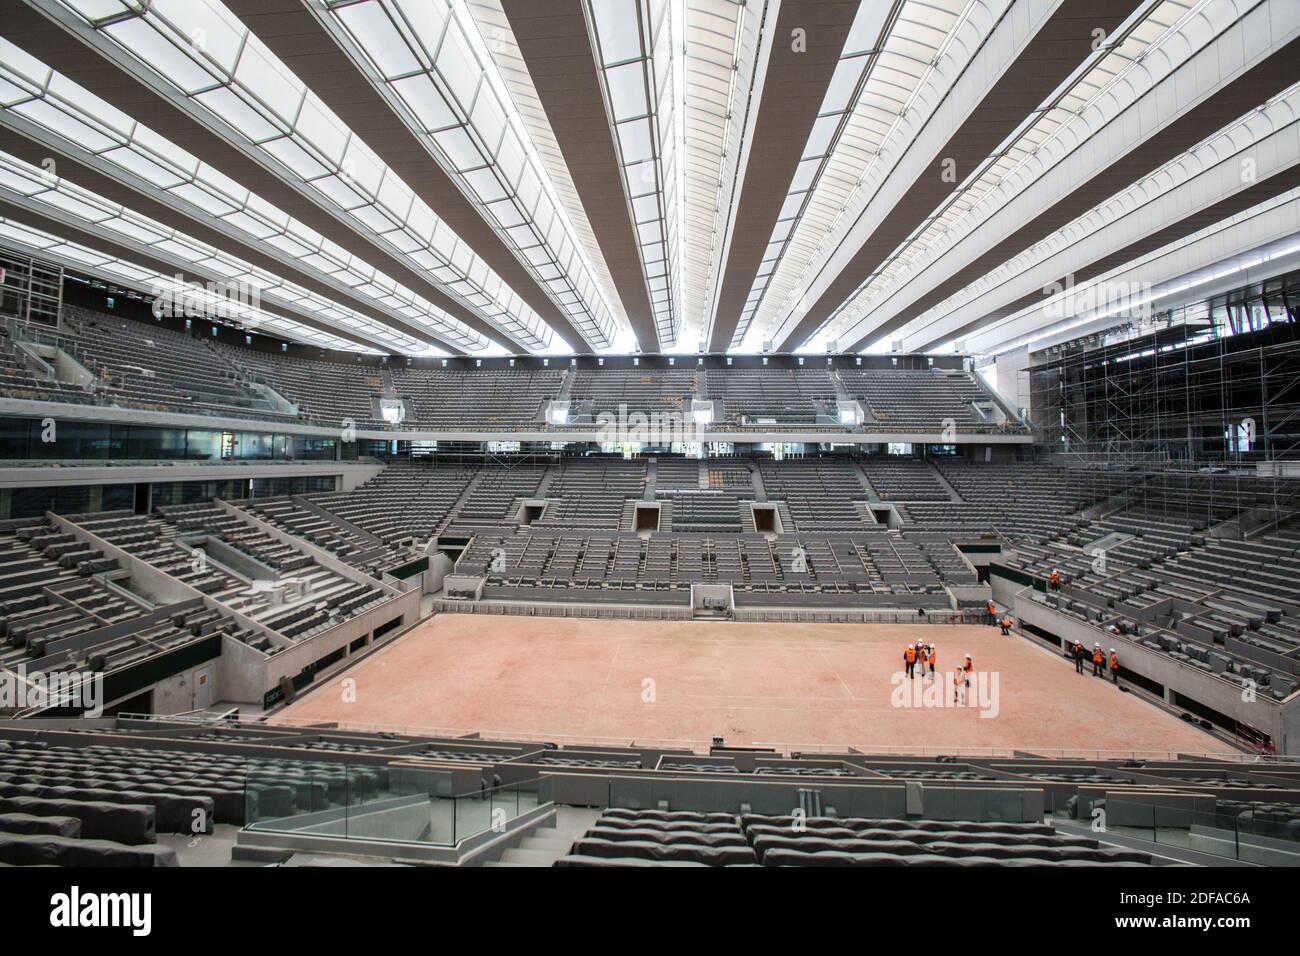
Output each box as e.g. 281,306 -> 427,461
928,649 -> 937,666
1093,649 -> 1104,664
905,648 -> 916,663
1000,617 -> 1012,628
1109,652 -> 1119,670
986,602 -> 996,615
1049,571 -> 1061,584
963,660 -> 973,673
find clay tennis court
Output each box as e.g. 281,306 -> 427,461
273,614 -> 1224,754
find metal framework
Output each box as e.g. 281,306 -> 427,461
1029,267 -> 1300,525
0,243 -> 62,328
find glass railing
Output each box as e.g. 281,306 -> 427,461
243,762 -> 547,848
920,786 -> 1028,823
608,777 -> 909,819
604,778 -> 1034,824
1102,798 -> 1300,865
449,778 -> 545,846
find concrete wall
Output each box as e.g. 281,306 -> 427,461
148,662 -> 213,714
424,553 -> 454,593
1013,589 -> 1300,754
47,512 -> 198,606
989,346 -> 1032,418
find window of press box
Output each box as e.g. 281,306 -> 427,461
0,418 -> 339,463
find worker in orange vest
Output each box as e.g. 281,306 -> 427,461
927,644 -> 937,681
952,667 -> 966,706
1049,569 -> 1062,591
999,615 -> 1013,635
1109,648 -> 1120,684
985,599 -> 997,625
1071,640 -> 1085,675
1092,643 -> 1104,678
904,643 -> 917,679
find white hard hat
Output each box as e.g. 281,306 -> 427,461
1109,648 -> 1115,652
908,643 -> 914,648
965,653 -> 972,659
1094,642 -> 1100,647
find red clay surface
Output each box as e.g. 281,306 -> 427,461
273,614 -> 1225,755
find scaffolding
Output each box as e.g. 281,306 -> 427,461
1030,270 -> 1300,467
0,244 -> 63,329
1027,269 -> 1300,530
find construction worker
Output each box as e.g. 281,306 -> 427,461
927,643 -> 937,680
904,642 -> 917,679
985,599 -> 997,625
1049,569 -> 1062,591
1109,648 -> 1120,684
1092,643 -> 1104,678
1071,640 -> 1085,675
963,654 -> 973,678
953,667 -> 965,706
999,614 -> 1013,635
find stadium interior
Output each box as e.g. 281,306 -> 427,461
0,0 -> 1297,873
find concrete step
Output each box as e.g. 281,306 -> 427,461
519,835 -> 573,852
501,847 -> 563,865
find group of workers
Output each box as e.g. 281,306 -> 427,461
902,643 -> 975,704
1070,639 -> 1120,683
985,600 -> 1013,634
902,642 -> 936,680
979,585 -> 1124,691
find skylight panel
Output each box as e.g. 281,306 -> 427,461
590,0 -> 642,62
104,17 -> 219,95
262,138 -> 330,180
10,100 -> 116,152
336,2 -> 423,78
391,74 -> 458,132
102,147 -> 185,188
193,86 -> 283,141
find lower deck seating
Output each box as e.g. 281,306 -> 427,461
554,809 -> 1153,866
2,722 -> 1290,866
309,462 -> 475,543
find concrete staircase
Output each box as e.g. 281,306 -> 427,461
485,807 -> 601,867
853,460 -> 878,500
436,470 -> 487,534
854,501 -> 880,527
553,365 -> 576,403
927,462 -> 965,503
655,498 -> 674,531
535,463 -> 561,498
